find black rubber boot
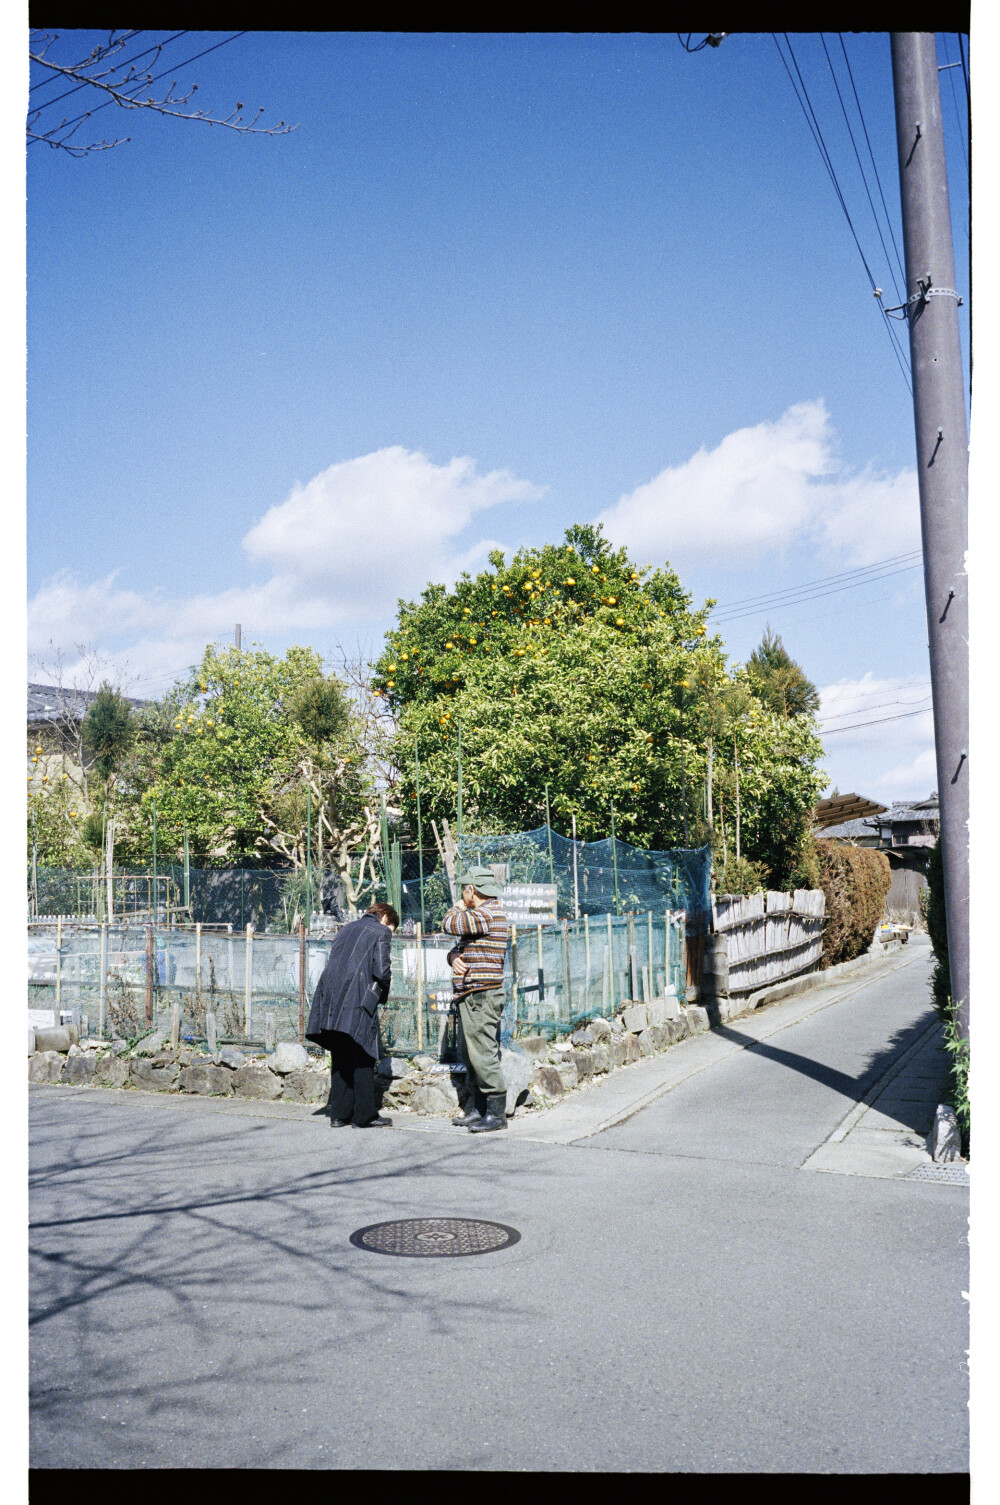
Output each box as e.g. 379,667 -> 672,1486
467,1091 -> 508,1133
452,1087 -> 486,1127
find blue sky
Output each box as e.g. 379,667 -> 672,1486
26,29 -> 972,803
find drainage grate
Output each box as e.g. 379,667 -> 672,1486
350,1217 -> 521,1257
906,1162 -> 970,1184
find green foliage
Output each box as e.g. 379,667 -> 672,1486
815,840 -> 892,966
377,523 -> 826,884
82,683 -> 136,781
27,779 -> 91,868
747,626 -> 820,718
138,644 -> 369,863
925,836 -> 967,1150
714,854 -> 767,896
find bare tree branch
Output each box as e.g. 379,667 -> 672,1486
28,30 -> 295,157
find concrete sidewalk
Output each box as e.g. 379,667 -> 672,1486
394,940 -> 953,1176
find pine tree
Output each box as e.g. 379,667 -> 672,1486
747,626 -> 820,718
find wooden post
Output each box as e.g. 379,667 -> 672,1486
415,922 -> 424,1051
298,922 -> 306,1044
55,916 -> 62,1017
170,997 -> 180,1049
144,923 -> 154,1026
244,924 -> 253,1040
98,922 -> 107,1039
264,1010 -> 277,1053
641,965 -> 650,1004
206,1010 -> 217,1054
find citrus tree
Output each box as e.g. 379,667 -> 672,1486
375,523 -> 826,888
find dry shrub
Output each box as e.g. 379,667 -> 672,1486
816,840 -> 891,967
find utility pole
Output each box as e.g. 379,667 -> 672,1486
234,623 -> 242,650
890,33 -> 969,1038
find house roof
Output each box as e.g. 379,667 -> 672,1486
816,816 -> 881,841
27,682 -> 150,726
812,792 -> 887,830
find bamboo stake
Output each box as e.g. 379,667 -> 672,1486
55,916 -> 62,1017
415,922 -> 424,1051
98,922 -> 107,1038
606,912 -> 615,1009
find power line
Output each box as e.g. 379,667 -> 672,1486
29,32 -> 190,117
819,705 -> 933,736
837,33 -> 908,290
711,561 -> 922,624
958,31 -> 969,102
709,550 -> 921,614
819,694 -> 932,726
820,33 -> 905,305
29,29 -> 143,92
771,32 -> 913,394
28,32 -> 249,144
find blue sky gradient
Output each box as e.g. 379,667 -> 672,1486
27,29 -> 971,803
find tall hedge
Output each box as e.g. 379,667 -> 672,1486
815,840 -> 891,967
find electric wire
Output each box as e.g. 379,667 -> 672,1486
819,694 -> 932,726
820,33 -> 905,306
709,550 -> 921,613
771,32 -> 913,394
29,29 -> 143,92
942,33 -> 969,174
819,705 -> 933,735
710,561 -> 922,624
28,32 -> 249,144
837,33 -> 908,290
29,32 -> 189,117
958,31 -> 969,102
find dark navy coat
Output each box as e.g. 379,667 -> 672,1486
305,913 -> 391,1060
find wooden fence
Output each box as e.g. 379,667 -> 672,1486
712,889 -> 826,995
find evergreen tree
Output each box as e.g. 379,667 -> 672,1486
747,626 -> 820,718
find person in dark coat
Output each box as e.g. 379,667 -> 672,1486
306,901 -> 400,1128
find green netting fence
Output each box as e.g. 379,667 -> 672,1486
28,907 -> 686,1053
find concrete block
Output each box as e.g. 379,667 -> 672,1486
647,1000 -> 667,1027
623,1034 -> 641,1064
609,1038 -> 627,1069
684,1005 -> 710,1035
592,1044 -> 612,1073
133,1029 -> 169,1057
574,1050 -> 595,1079
28,1027 -> 36,1057
621,1004 -> 649,1034
660,994 -> 682,1020
500,1048 -> 534,1113
34,1026 -> 73,1054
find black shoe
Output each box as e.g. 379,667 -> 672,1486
452,1088 -> 486,1127
329,1117 -> 353,1127
467,1092 -> 508,1133
353,1115 -> 392,1128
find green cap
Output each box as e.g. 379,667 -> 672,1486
461,865 -> 503,898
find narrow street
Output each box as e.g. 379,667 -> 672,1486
30,947 -> 967,1472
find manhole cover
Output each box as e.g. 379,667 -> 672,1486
350,1217 -> 521,1257
906,1162 -> 969,1184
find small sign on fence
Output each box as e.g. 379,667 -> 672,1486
502,883 -> 558,925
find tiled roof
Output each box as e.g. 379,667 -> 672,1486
27,682 -> 150,725
817,816 -> 881,840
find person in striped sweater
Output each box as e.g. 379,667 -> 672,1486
441,866 -> 510,1132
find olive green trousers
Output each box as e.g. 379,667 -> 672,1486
457,986 -> 506,1096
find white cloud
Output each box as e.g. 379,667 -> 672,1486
28,448 -> 544,692
816,673 -> 937,803
597,400 -> 920,568
243,447 -> 544,611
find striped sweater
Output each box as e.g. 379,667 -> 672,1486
440,898 -> 509,996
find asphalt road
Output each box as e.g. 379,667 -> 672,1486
29,950 -> 968,1472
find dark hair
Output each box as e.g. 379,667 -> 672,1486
365,902 -> 400,930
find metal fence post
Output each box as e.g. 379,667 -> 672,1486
144,923 -> 154,1025
244,924 -> 253,1039
195,922 -> 202,1013
562,919 -> 572,1021
298,922 -> 307,1044
55,916 -> 62,1018
647,911 -> 654,995
415,922 -> 424,1051
98,922 -> 107,1039
606,912 -> 615,1010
